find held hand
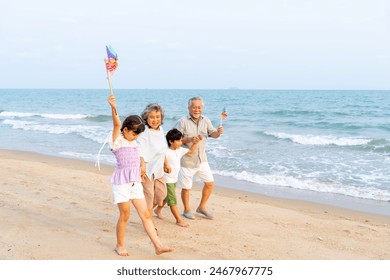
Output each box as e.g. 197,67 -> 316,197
164,163 -> 172,174
217,126 -> 224,135
141,173 -> 147,183
108,94 -> 116,108
192,135 -> 202,144
141,165 -> 147,182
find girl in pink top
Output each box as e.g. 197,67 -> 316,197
108,94 -> 174,256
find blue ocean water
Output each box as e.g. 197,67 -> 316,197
1,89 -> 389,214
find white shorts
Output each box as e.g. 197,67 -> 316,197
112,182 -> 144,204
177,162 -> 214,190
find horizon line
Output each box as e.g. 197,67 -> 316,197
1,87 -> 390,91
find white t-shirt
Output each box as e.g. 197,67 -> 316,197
164,147 -> 189,183
137,126 -> 167,179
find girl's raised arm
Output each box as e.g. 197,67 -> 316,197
108,94 -> 121,142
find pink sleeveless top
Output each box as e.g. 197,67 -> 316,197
110,134 -> 141,184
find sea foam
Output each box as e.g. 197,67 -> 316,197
0,111 -> 89,119
214,170 -> 390,202
3,119 -> 109,143
265,131 -> 371,146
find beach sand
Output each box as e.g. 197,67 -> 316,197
1,149 -> 389,260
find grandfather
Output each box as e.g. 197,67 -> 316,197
175,96 -> 223,220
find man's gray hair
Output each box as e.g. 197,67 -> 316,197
188,96 -> 204,108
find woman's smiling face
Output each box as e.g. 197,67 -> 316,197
147,110 -> 162,130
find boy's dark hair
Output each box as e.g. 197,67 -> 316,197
166,128 -> 183,146
121,115 -> 145,135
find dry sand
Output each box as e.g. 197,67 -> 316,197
1,149 -> 389,260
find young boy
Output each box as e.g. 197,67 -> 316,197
154,128 -> 201,227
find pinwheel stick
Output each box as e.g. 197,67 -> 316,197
104,58 -> 114,96
104,58 -> 117,115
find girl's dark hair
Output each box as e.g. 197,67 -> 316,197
121,115 -> 145,135
141,103 -> 165,128
166,128 -> 183,146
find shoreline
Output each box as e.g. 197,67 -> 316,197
1,149 -> 389,260
3,148 -> 390,217
213,174 -> 390,217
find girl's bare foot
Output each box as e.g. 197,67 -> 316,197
155,246 -> 175,255
154,207 -> 164,219
176,219 -> 189,227
115,246 -> 130,256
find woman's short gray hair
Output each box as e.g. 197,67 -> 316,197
140,103 -> 165,127
188,96 -> 204,108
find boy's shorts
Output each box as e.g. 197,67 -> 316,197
177,162 -> 214,190
165,183 -> 177,206
112,182 -> 144,204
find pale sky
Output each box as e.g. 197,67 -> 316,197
1,0 -> 389,89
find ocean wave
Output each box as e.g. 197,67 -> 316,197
0,111 -> 90,120
3,119 -> 109,143
87,115 -> 112,122
357,139 -> 390,154
164,115 -> 181,122
264,131 -> 372,146
314,122 -> 369,130
214,170 -> 390,202
265,109 -> 324,117
378,125 -> 390,132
